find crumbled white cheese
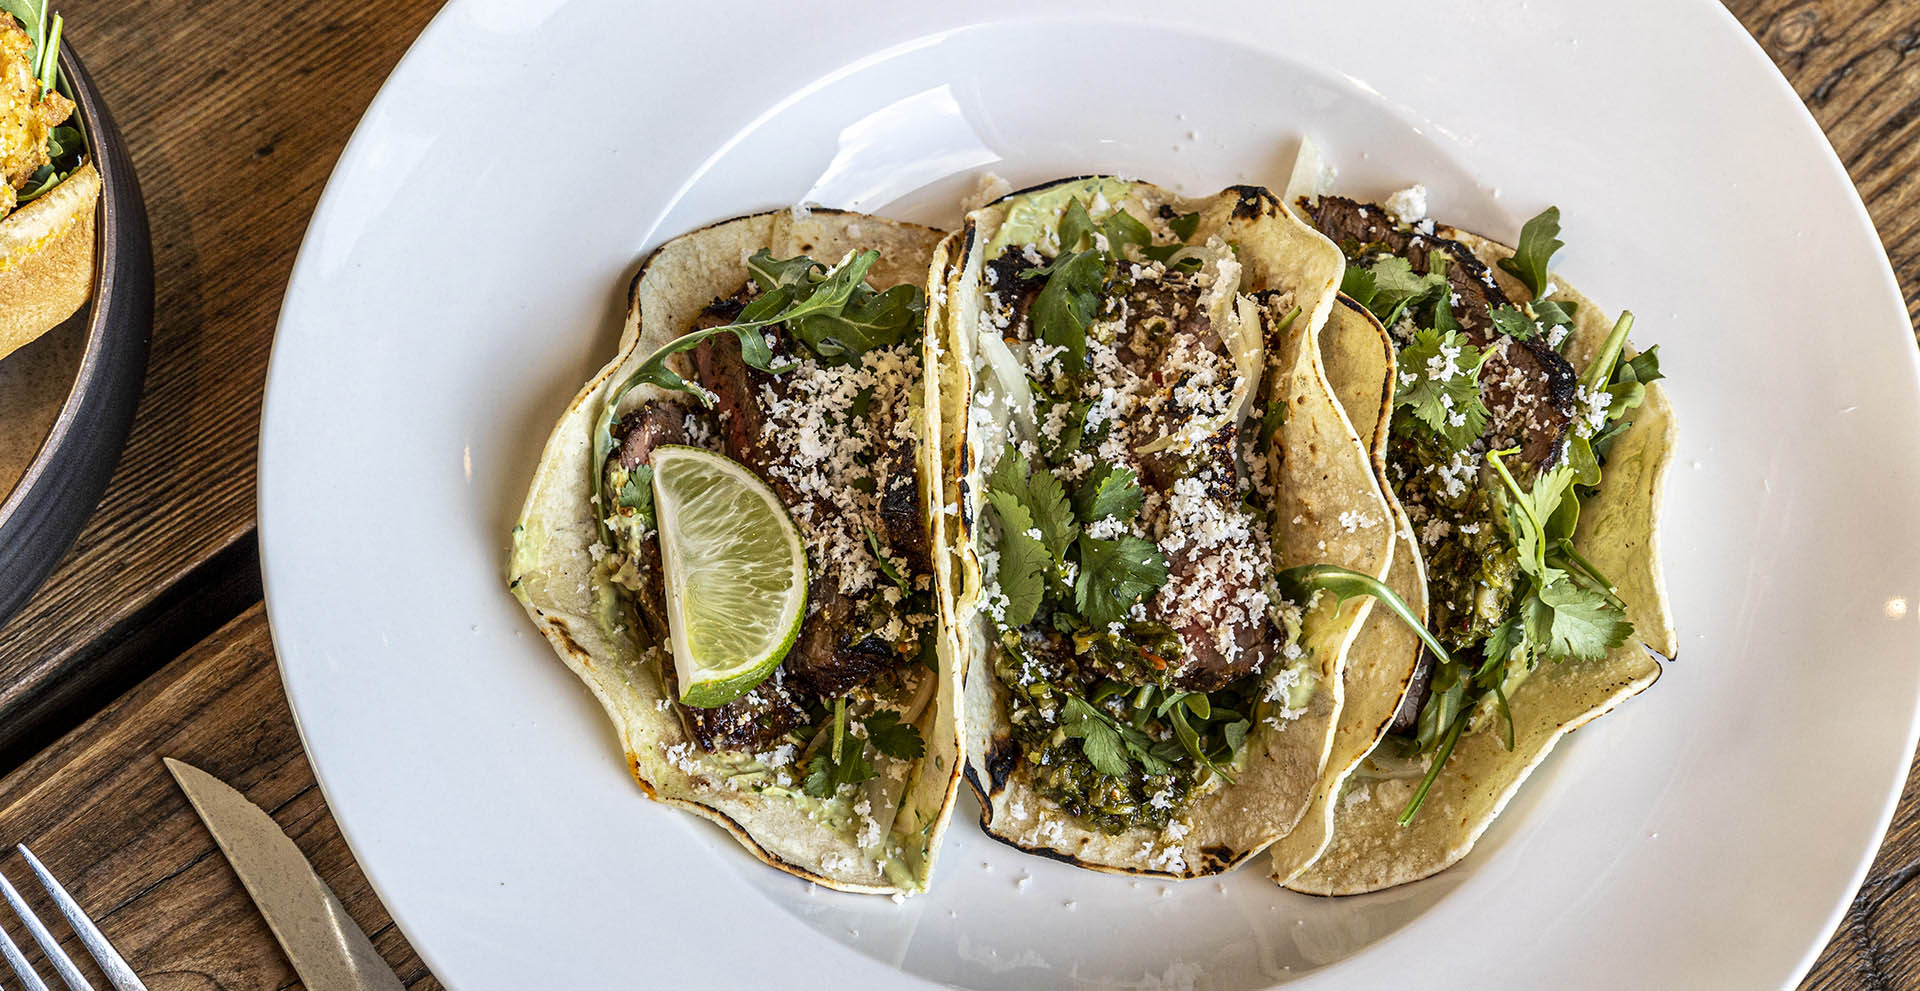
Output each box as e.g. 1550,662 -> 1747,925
1385,184 -> 1429,225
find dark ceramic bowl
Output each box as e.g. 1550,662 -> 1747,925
0,42 -> 155,629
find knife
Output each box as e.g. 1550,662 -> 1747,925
164,758 -> 407,991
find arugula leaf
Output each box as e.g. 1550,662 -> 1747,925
1489,304 -> 1536,341
1497,207 -> 1563,302
1168,211 -> 1202,242
747,251 -> 822,291
1074,535 -> 1168,629
1537,572 -> 1634,661
1058,198 -> 1097,254
986,492 -> 1049,627
1026,249 -> 1104,375
1071,463 -> 1145,524
1101,208 -> 1153,261
1619,346 -> 1663,385
864,525 -> 911,592
1532,299 -> 1578,328
864,710 -> 926,760
1393,328 -> 1490,449
1274,564 -> 1453,667
792,283 -> 925,363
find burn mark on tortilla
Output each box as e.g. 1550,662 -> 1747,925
986,736 -> 1020,794
1227,184 -> 1279,220
1198,845 -> 1239,872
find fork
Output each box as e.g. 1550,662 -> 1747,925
0,846 -> 144,991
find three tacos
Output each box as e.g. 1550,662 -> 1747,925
510,162 -> 1673,896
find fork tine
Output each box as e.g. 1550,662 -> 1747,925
15,850 -> 142,991
0,870 -> 89,991
0,915 -> 47,991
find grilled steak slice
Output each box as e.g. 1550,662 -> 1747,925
662,651 -> 809,751
1110,276 -> 1279,692
609,402 -> 697,634
877,437 -> 930,577
1301,195 -> 1576,469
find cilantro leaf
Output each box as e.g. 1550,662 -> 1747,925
1072,463 -> 1145,524
1168,211 -> 1202,242
1364,256 -> 1449,327
986,493 -> 1049,627
1489,304 -> 1536,341
1341,265 -> 1378,311
1075,535 -> 1168,629
1497,207 -> 1563,302
1393,328 -> 1490,449
802,745 -> 876,797
988,445 -> 1077,564
1537,571 -> 1633,661
1061,695 -> 1172,776
1026,249 -> 1104,375
1025,464 -> 1077,563
617,464 -> 655,530
864,710 -> 926,760
1061,696 -> 1131,776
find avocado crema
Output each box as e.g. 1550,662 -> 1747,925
972,188 -> 1314,832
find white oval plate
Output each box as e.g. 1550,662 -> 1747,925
261,1 -> 1920,987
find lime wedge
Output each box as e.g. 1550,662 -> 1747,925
651,445 -> 808,708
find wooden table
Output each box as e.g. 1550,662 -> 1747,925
0,0 -> 1911,986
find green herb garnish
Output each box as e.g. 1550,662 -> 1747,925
1497,206 -> 1564,302
1393,328 -> 1490,450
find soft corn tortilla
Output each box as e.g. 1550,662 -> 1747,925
934,178 -> 1393,877
1268,298 -> 1429,883
0,161 -> 98,363
1285,227 -> 1674,895
508,209 -> 965,894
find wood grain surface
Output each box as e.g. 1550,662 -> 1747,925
0,0 -> 442,765
0,605 -> 437,988
0,0 -> 1913,986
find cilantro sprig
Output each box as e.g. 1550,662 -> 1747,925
983,444 -> 1167,633
802,700 -> 925,798
1393,328 -> 1490,450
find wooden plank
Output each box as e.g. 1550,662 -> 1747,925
0,0 -> 444,764
1730,0 -> 1920,336
0,603 -> 438,988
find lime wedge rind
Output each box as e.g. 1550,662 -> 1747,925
651,445 -> 808,708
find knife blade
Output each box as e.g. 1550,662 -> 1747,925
164,758 -> 407,991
